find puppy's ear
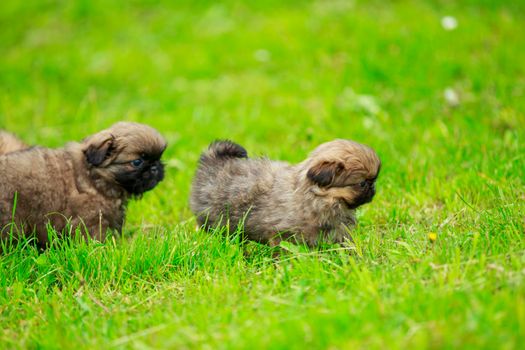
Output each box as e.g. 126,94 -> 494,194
307,161 -> 344,187
84,132 -> 116,166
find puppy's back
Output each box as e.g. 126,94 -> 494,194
0,147 -> 72,207
190,140 -> 274,229
0,147 -> 75,242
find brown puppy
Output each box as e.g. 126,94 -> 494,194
0,130 -> 27,155
190,139 -> 380,246
0,122 -> 166,248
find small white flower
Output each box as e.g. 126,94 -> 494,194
444,87 -> 460,107
254,49 -> 271,62
441,16 -> 458,31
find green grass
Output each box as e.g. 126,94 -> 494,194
1,0 -> 524,348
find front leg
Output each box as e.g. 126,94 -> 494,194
321,216 -> 358,245
328,224 -> 354,244
69,211 -> 113,241
68,193 -> 125,242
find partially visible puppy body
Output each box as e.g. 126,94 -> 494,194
0,131 -> 28,155
191,139 -> 381,246
0,122 -> 166,248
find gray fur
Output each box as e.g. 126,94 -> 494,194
190,139 -> 381,246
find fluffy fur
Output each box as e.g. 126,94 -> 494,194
0,131 -> 27,155
190,139 -> 381,246
0,122 -> 166,248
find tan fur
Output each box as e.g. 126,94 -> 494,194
0,122 -> 166,248
0,131 -> 28,155
190,139 -> 381,246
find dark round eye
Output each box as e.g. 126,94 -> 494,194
131,158 -> 143,167
360,181 -> 367,188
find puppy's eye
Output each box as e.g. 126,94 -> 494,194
131,159 -> 144,167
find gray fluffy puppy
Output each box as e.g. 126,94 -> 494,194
190,139 -> 381,246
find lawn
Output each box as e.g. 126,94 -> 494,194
1,0 -> 524,348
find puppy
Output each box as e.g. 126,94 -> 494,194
190,139 -> 381,246
0,130 -> 28,155
0,122 -> 166,248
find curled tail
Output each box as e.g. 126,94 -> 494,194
200,140 -> 248,163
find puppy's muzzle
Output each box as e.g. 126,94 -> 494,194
143,161 -> 164,184
150,164 -> 160,177
343,186 -> 376,209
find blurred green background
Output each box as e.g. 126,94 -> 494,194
1,0 -> 524,348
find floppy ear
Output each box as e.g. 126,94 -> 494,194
84,132 -> 116,166
307,161 -> 344,187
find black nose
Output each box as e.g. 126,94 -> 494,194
151,165 -> 159,176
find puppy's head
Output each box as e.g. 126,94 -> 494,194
305,139 -> 380,209
82,122 -> 167,196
